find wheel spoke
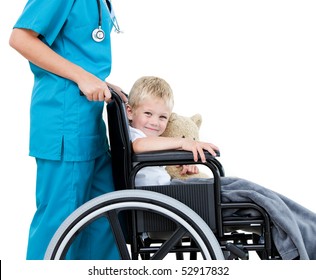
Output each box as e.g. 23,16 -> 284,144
151,227 -> 187,260
106,210 -> 131,260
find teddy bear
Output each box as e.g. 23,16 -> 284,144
161,112 -> 210,180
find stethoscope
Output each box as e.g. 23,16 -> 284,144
92,0 -> 122,42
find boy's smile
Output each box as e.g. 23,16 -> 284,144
127,97 -> 171,137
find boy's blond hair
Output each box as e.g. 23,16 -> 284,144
128,76 -> 174,111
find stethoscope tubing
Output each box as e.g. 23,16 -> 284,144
92,0 -> 122,42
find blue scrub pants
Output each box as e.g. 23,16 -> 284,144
26,152 -> 120,260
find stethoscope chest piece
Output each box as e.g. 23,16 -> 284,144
92,27 -> 105,42
92,0 -> 122,43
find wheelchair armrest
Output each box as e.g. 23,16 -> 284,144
132,149 -> 219,163
132,149 -> 224,177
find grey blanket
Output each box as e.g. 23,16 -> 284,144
173,177 -> 316,260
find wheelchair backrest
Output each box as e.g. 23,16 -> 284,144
106,91 -> 132,190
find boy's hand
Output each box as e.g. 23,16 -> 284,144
178,165 -> 199,175
181,139 -> 219,162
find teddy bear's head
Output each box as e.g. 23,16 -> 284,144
161,113 -> 202,140
161,112 -> 209,180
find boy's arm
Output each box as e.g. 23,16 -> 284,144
132,136 -> 219,162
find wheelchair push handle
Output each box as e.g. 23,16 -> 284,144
108,87 -> 128,100
79,86 -> 128,100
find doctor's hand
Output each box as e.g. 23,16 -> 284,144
78,73 -> 111,102
106,82 -> 128,103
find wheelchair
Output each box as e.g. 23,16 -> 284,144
44,90 -> 280,260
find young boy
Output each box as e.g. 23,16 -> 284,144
126,76 -> 316,260
126,76 -> 219,186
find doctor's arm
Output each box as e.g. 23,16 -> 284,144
9,28 -> 110,101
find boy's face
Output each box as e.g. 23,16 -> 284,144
127,97 -> 171,137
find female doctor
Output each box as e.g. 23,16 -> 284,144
9,0 -> 126,259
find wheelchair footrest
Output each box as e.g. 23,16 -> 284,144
225,243 -> 248,260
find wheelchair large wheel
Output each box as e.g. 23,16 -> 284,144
45,190 -> 224,260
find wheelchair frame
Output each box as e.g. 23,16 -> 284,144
45,90 -> 280,260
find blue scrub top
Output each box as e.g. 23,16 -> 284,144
14,0 -> 114,161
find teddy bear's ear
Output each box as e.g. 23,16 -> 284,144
168,112 -> 177,122
191,114 -> 202,129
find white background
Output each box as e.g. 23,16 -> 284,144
1,0 -> 316,265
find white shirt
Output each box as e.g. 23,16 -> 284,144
129,126 -> 171,186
